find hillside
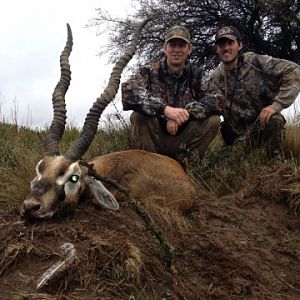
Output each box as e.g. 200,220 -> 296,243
0,122 -> 299,299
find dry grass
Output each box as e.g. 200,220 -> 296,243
246,160 -> 300,214
87,235 -> 143,283
285,125 -> 300,160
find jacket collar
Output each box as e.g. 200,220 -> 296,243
160,57 -> 191,78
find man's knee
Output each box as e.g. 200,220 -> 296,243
265,113 -> 286,152
190,115 -> 220,139
206,115 -> 221,135
267,113 -> 286,132
130,111 -> 147,124
265,113 -> 286,142
193,115 -> 220,139
130,112 -> 160,152
185,115 -> 220,158
130,111 -> 158,129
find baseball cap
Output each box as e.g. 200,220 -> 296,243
215,26 -> 242,43
165,25 -> 191,43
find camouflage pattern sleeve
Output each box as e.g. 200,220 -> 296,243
186,67 -> 226,119
121,66 -> 165,116
185,95 -> 225,119
257,55 -> 300,112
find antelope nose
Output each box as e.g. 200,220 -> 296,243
22,199 -> 41,212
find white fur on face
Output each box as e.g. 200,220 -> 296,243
30,160 -> 43,188
56,162 -> 81,185
56,162 -> 83,199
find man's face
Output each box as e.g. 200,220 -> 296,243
216,38 -> 242,65
164,38 -> 192,68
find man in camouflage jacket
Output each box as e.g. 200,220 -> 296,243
207,26 -> 300,156
122,25 -> 221,162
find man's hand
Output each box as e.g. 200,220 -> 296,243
259,106 -> 277,127
167,119 -> 179,135
164,106 -> 189,125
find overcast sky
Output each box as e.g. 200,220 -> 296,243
0,0 -> 134,127
0,1 -> 299,128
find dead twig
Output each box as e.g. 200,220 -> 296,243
86,164 -> 176,273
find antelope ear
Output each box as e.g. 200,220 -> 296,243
85,176 -> 119,210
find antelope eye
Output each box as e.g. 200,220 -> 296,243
69,175 -> 79,183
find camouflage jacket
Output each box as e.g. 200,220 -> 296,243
121,57 -> 222,119
207,52 -> 300,133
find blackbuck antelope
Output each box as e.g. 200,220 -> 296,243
20,20 -> 196,220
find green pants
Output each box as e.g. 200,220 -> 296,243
130,112 -> 220,161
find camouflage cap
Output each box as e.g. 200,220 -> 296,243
215,26 -> 242,43
165,25 -> 191,43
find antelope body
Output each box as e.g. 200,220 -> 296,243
91,150 -> 195,211
21,21 -> 195,220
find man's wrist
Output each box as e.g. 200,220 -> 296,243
270,102 -> 283,113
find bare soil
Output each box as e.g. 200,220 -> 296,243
0,165 -> 299,300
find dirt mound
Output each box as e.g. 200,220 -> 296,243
0,168 -> 299,299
